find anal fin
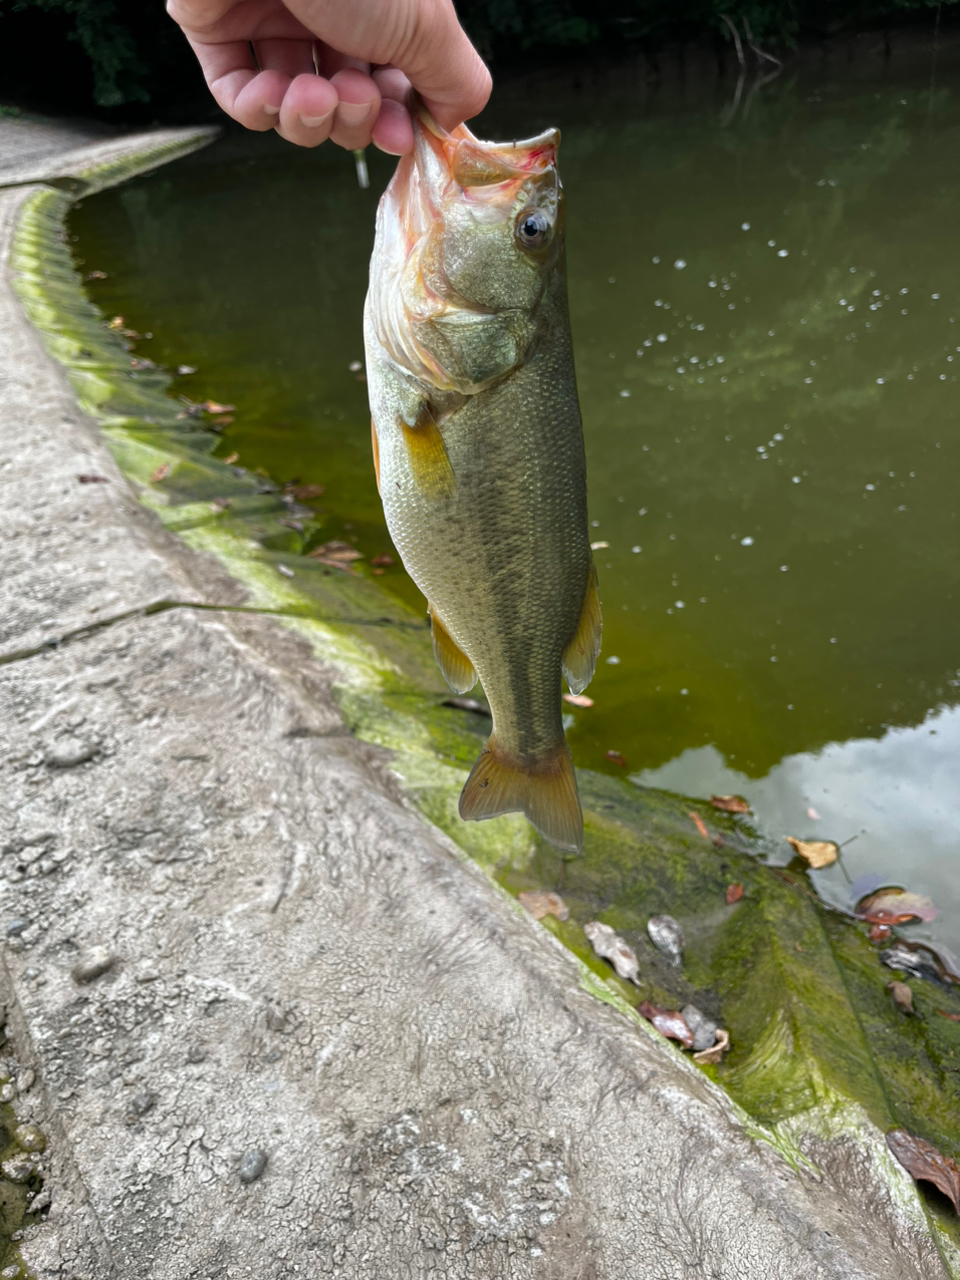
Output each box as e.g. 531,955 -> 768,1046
562,561 -> 602,694
371,418 -> 381,495
459,736 -> 583,853
402,402 -> 455,499
429,606 -> 477,694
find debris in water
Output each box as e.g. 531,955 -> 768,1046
807,806 -> 821,820
726,883 -> 744,905
151,463 -> 171,483
584,920 -> 641,985
711,794 -> 750,813
85,269 -> 107,280
689,812 -> 709,839
287,483 -> 325,500
307,541 -> 363,571
869,924 -> 892,942
638,1001 -> 694,1049
563,693 -> 594,708
177,364 -> 197,375
786,836 -> 838,869
107,315 -> 125,329
888,981 -> 914,1014
224,452 -> 239,465
681,1004 -> 720,1052
881,940 -> 960,987
370,553 -> 395,567
442,697 -> 489,715
886,1129 -> 960,1213
518,890 -> 570,922
590,540 -> 610,550
856,887 -> 937,925
647,914 -> 684,967
693,1028 -> 731,1064
605,749 -> 627,766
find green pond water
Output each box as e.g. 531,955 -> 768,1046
69,46 -> 960,959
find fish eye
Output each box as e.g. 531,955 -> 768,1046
516,208 -> 552,250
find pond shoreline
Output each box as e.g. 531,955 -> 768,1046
1,117 -> 957,1277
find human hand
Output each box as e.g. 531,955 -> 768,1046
167,0 -> 491,154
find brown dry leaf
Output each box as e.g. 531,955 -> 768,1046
886,1129 -> 960,1213
938,1010 -> 960,1023
856,887 -> 937,926
786,837 -> 838,869
289,483 -> 325,500
583,920 -> 640,986
888,981 -> 914,1014
370,553 -> 395,567
869,923 -> 893,943
211,414 -> 234,427
223,452 -> 239,465
563,693 -> 594,708
711,794 -> 750,814
77,473 -> 108,484
605,749 -> 627,767
726,883 -> 744,905
518,890 -> 570,922
693,1028 -> 731,1064
307,541 -> 363,572
151,463 -> 171,483
200,399 -> 236,414
638,1001 -> 694,1049
689,812 -> 709,839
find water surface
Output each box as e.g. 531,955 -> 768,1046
70,42 -> 960,954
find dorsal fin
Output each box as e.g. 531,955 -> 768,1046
429,606 -> 477,694
562,561 -> 602,695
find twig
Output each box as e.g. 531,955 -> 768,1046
742,16 -> 782,67
719,14 -> 747,69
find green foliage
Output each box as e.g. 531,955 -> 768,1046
10,0 -> 149,106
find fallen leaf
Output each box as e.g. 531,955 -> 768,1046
938,1010 -> 960,1023
869,923 -> 892,943
77,474 -> 108,484
583,920 -> 641,985
563,693 -> 594,708
518,890 -> 570,922
726,883 -> 744,905
693,1028 -> 731,1064
223,452 -> 239,465
107,315 -> 124,329
647,914 -> 684,967
786,837 -> 838,869
888,981 -> 914,1014
638,1001 -> 694,1049
711,794 -> 750,814
441,697 -> 489,715
151,463 -> 171,483
886,1129 -> 960,1213
856,887 -> 937,926
689,812 -> 709,839
200,399 -> 235,414
370,553 -> 395,567
605,749 -> 627,766
211,415 -> 234,427
807,806 -> 821,820
288,483 -> 325,500
590,540 -> 610,550
307,541 -> 363,571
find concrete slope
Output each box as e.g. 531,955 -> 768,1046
0,126 -> 951,1280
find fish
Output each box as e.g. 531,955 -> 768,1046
363,102 -> 600,852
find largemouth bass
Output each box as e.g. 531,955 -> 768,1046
363,104 -> 600,852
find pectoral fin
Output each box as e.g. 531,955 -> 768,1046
371,418 -> 381,495
402,402 -> 455,499
429,606 -> 477,694
562,561 -> 602,695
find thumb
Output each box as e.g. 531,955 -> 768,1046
391,0 -> 492,129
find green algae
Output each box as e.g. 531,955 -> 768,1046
9,135 -> 960,1269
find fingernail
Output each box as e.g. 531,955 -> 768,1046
337,101 -> 373,127
299,111 -> 333,129
263,104 -> 281,117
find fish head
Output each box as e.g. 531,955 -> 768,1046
370,104 -> 564,394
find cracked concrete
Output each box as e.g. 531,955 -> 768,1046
0,121 -> 954,1278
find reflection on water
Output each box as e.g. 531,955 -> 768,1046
70,39 -> 960,952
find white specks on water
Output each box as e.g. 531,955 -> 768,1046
767,240 -> 776,247
778,249 -> 789,258
674,258 -> 687,270
741,536 -> 755,546
675,601 -> 685,609
656,333 -> 668,343
932,293 -> 940,300
606,655 -> 621,665
741,221 -> 751,230
780,565 -> 789,572
631,545 -> 642,553
619,389 -> 631,397
652,255 -> 661,263
865,484 -> 876,491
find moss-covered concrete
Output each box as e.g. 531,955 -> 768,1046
9,131 -> 960,1270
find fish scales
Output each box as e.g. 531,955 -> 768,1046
364,103 -> 600,851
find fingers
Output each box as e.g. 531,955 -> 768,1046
327,67 -> 380,150
371,68 -> 414,156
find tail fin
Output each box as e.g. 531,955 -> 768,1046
459,736 -> 583,853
